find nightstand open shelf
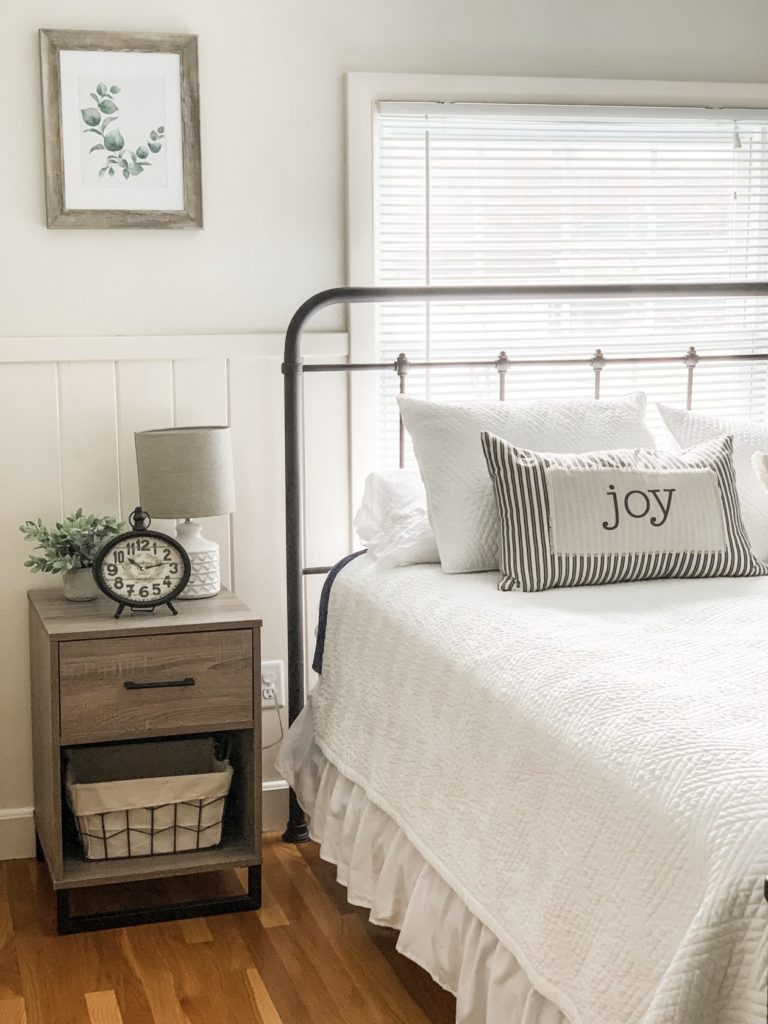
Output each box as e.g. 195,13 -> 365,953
28,587 -> 262,934
59,840 -> 258,888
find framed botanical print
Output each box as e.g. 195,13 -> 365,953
39,30 -> 202,228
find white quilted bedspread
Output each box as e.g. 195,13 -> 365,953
309,557 -> 768,1024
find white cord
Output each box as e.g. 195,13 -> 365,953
261,689 -> 285,751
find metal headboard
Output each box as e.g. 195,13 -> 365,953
281,282 -> 768,842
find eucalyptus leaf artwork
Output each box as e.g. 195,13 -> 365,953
40,30 -> 202,227
80,82 -> 165,181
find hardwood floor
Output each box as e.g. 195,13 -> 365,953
0,834 -> 456,1024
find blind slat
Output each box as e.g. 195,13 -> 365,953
374,103 -> 768,466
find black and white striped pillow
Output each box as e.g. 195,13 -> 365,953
481,432 -> 768,592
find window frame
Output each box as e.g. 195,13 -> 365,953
345,72 -> 768,496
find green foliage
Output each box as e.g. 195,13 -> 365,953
103,127 -> 125,152
80,81 -> 164,181
80,107 -> 101,127
20,510 -> 123,575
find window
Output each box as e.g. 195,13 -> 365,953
373,101 -> 768,466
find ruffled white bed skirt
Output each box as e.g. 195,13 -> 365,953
277,704 -> 569,1024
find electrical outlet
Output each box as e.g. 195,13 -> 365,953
261,660 -> 285,709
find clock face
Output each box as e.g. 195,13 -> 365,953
95,531 -> 189,606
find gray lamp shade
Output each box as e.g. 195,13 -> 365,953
135,426 -> 236,519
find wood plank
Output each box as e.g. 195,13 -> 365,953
268,841 -> 428,1024
173,359 -> 232,590
264,844 -> 396,1024
121,916 -> 257,1024
227,357 -> 283,653
114,359 -> 174,533
258,876 -> 290,929
6,861 -> 91,1024
257,925 -> 353,1024
298,840 -> 454,1024
0,997 -> 27,1024
0,837 -> 455,1024
0,851 -> 23,1001
303,354 -> 351,567
62,926 -> 153,1024
57,362 -> 120,518
119,929 -> 193,1024
84,991 -> 123,1024
228,356 -> 288,790
178,919 -> 213,945
245,967 -> 283,1024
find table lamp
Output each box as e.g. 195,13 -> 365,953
134,426 -> 236,599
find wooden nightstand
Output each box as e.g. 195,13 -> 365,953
28,587 -> 262,934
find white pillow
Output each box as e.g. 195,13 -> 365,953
658,404 -> 768,561
398,393 -> 657,573
354,470 -> 440,568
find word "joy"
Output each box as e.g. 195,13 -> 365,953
602,485 -> 676,532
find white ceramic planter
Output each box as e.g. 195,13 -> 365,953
62,567 -> 99,602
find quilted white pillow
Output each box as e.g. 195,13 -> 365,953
399,393 -> 657,573
354,470 -> 440,567
658,403 -> 768,561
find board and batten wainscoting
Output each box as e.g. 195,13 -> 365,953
0,332 -> 350,859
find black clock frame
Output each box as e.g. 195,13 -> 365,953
93,509 -> 191,619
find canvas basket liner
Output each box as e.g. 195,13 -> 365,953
65,737 -> 233,860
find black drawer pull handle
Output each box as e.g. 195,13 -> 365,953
124,677 -> 196,691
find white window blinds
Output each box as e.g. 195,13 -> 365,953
374,102 -> 768,466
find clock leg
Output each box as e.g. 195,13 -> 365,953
167,601 -> 179,616
114,603 -> 126,620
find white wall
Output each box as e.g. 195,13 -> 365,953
2,0 -> 768,338
2,0 -> 767,856
0,335 -> 349,856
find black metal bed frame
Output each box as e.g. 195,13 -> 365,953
280,282 -> 768,843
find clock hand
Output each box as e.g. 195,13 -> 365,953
127,557 -> 144,569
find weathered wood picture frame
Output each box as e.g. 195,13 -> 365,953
39,29 -> 202,229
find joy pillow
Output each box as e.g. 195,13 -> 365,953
481,432 -> 767,592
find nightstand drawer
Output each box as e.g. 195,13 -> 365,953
59,629 -> 254,743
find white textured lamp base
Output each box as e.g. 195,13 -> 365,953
175,520 -> 221,599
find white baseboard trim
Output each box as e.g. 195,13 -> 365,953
0,784 -> 290,861
0,807 -> 35,860
262,780 -> 289,833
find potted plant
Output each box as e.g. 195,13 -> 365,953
20,509 -> 123,601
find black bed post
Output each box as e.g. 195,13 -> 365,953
281,299 -> 313,843
282,369 -> 309,842
280,289 -> 356,843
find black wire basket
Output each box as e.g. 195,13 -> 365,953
65,737 -> 233,861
